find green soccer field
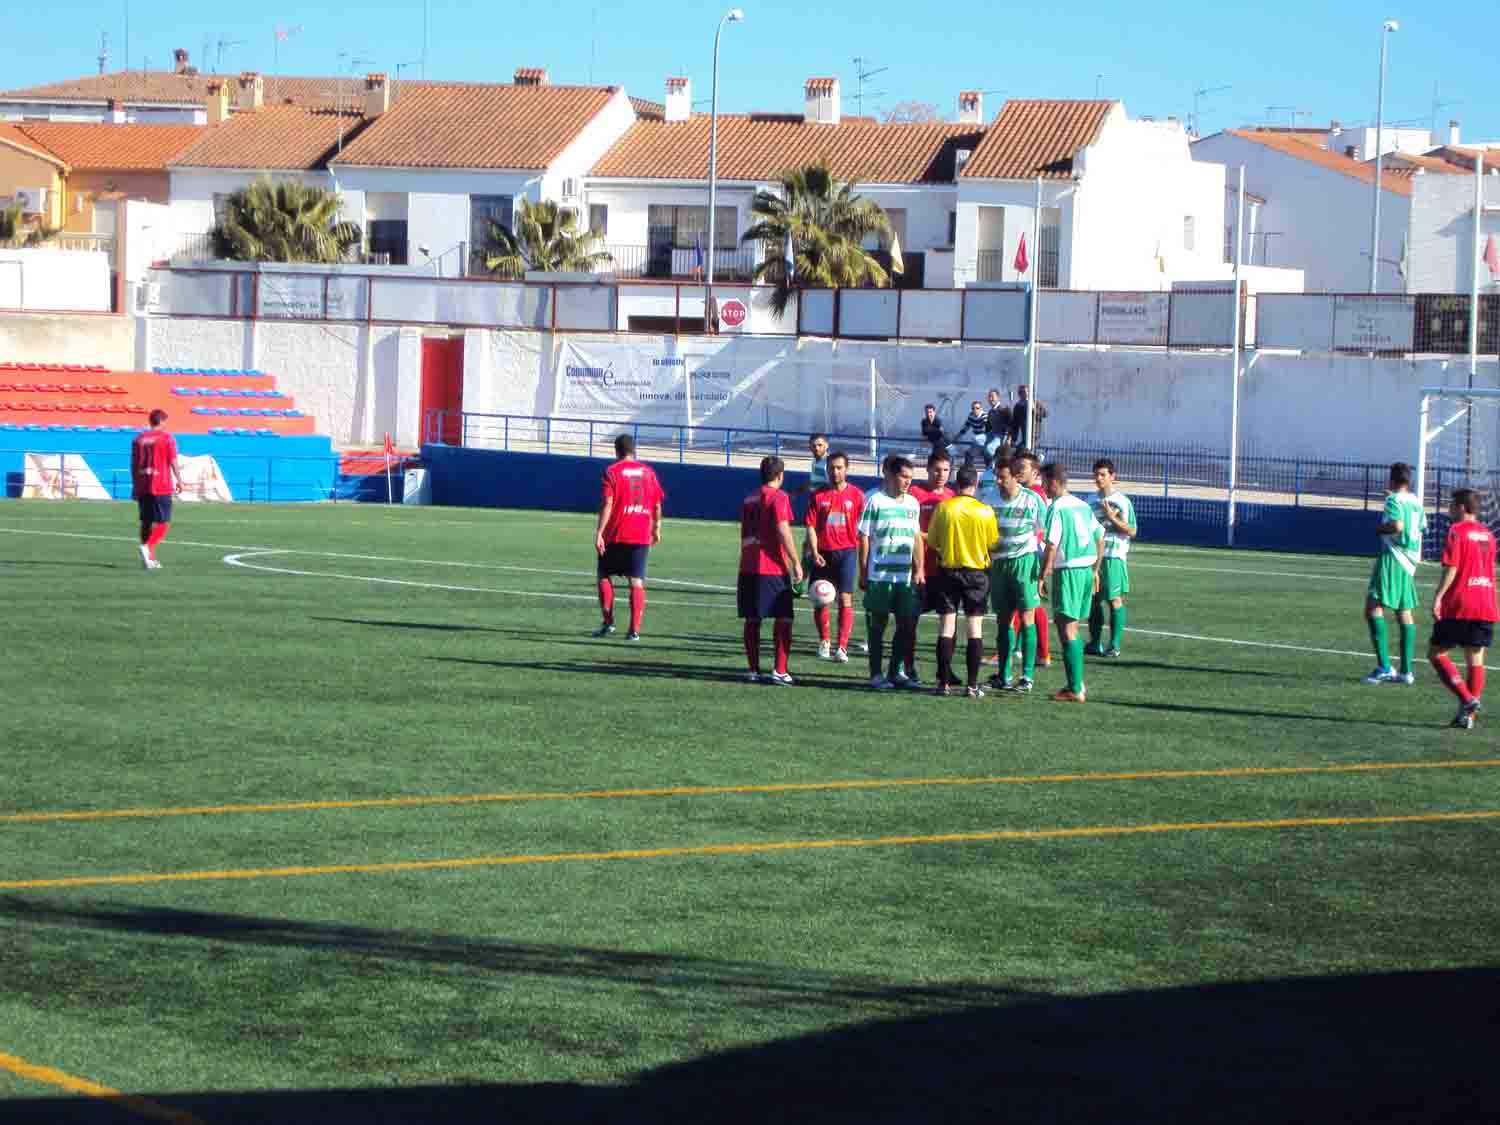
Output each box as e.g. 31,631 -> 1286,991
2,500 -> 1498,1124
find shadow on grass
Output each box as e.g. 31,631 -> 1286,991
2,959 -> 1495,1123
0,559 -> 121,569
313,617 -> 747,655
1097,658 -> 1287,679
432,655 -> 876,692
1101,698 -> 1434,729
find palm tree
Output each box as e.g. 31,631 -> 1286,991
209,179 -> 362,263
484,198 -> 612,279
0,202 -> 61,247
741,159 -> 894,319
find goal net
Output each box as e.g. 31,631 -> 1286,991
1417,386 -> 1500,557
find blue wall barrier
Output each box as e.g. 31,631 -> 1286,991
422,445 -> 1383,556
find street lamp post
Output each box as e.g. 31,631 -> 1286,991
706,8 -> 744,327
1368,18 -> 1399,293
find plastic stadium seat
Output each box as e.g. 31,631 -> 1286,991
103,403 -> 128,414
34,383 -> 60,393
95,425 -> 118,433
72,425 -> 94,432
255,428 -> 277,436
285,409 -> 304,417
0,423 -> 18,431
191,407 -> 212,415
83,384 -> 107,394
58,384 -> 82,394
107,385 -> 127,394
24,424 -> 45,432
209,427 -> 230,435
0,384 -> 11,392
31,403 -> 56,413
12,383 -> 35,392
171,387 -> 191,395
47,424 -> 70,432
231,428 -> 251,435
78,404 -> 103,413
125,404 -> 146,413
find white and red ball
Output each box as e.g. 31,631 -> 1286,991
809,578 -> 837,607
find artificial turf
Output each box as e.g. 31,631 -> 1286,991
1,500 -> 1497,1123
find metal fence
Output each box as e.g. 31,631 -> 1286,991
3,448 -> 347,502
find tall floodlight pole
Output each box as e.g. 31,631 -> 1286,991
1228,165 -> 1246,547
705,8 -> 744,327
1368,19 -> 1399,293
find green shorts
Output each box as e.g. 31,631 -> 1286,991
1368,555 -> 1418,611
864,580 -> 918,618
1052,567 -> 1096,621
1100,557 -> 1130,601
990,554 -> 1041,614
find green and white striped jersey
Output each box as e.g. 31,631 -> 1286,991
990,484 -> 1047,560
857,490 -> 921,583
1380,490 -> 1426,574
1045,493 -> 1104,569
1091,489 -> 1137,559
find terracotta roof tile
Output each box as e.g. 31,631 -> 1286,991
960,99 -> 1115,179
805,78 -> 838,93
629,96 -> 665,121
591,116 -> 983,183
171,105 -> 370,170
13,123 -> 204,170
0,121 -> 67,167
0,70 -> 430,110
333,83 -> 618,169
1223,129 -> 1412,196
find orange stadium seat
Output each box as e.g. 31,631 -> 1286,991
34,383 -> 60,393
106,385 -> 128,394
59,384 -> 83,394
11,383 -> 35,392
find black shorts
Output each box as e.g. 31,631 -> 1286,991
598,543 -> 650,579
1430,619 -> 1494,650
913,580 -> 941,616
136,495 -> 172,525
738,574 -> 794,620
932,567 -> 990,617
813,547 -> 859,595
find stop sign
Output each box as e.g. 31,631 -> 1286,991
719,298 -> 748,328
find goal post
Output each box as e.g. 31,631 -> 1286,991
1417,385 -> 1500,556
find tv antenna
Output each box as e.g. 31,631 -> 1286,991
1191,81 -> 1231,137
98,31 -> 109,75
216,37 -> 247,72
851,56 -> 888,118
1266,105 -> 1311,129
1429,81 -> 1462,137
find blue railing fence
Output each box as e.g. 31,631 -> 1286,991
2,448 -> 350,503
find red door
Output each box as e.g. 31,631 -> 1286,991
420,336 -> 465,444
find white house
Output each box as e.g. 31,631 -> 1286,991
1406,156 -> 1500,294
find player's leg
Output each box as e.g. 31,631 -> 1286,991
990,562 -> 1017,689
963,584 -> 987,697
905,584 -> 927,684
768,578 -> 796,683
1051,570 -> 1090,702
833,551 -> 857,661
1104,560 -> 1128,656
811,554 -> 832,657
1463,643 -> 1487,722
865,594 -> 892,688
142,496 -> 171,568
1364,562 -> 1395,679
1013,555 -> 1041,689
1395,609 -> 1416,681
737,575 -> 762,681
626,576 -> 646,640
1033,585 -> 1051,666
136,495 -> 154,568
1085,590 -> 1106,654
1428,619 -> 1477,725
594,547 -> 618,636
934,606 -> 958,696
891,596 -> 918,686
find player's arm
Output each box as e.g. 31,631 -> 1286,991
651,501 -> 662,545
777,518 -> 803,584
1092,529 -> 1105,594
595,484 -> 614,555
1103,500 -> 1136,538
803,506 -> 824,567
857,532 -> 871,591
1431,563 -> 1458,620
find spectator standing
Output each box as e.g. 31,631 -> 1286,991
1013,384 -> 1048,453
920,404 -> 949,458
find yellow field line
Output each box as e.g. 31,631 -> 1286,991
3,810 -> 1497,892
6,758 -> 1500,827
0,1050 -> 204,1124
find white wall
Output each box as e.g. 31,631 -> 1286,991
1408,170 -> 1500,294
582,181 -> 756,253
0,101 -> 205,124
1192,132 -> 1410,293
0,248 -> 111,311
541,89 -> 637,204
0,311 -> 134,366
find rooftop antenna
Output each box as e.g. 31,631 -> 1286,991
202,35 -> 213,71
336,50 -> 373,153
1095,74 -> 1105,99
216,37 -> 247,72
851,56 -> 888,118
1266,105 -> 1312,128
1191,81 -> 1232,137
589,7 -> 597,86
1429,81 -> 1461,137
98,31 -> 109,75
422,0 -> 429,80
274,24 -> 303,73
124,0 -> 130,77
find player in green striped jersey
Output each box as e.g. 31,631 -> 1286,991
857,455 -> 924,689
1363,461 -> 1426,684
986,455 -> 1047,692
1086,459 -> 1138,658
1039,462 -> 1105,703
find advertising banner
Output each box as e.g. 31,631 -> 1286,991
21,453 -> 110,499
1097,293 -> 1169,346
177,454 -> 234,502
1333,296 -> 1415,353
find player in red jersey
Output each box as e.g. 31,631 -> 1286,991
804,450 -> 865,662
1010,450 -> 1052,666
594,434 -> 665,641
739,456 -> 804,684
1428,488 -> 1499,729
130,409 -> 182,570
904,448 -> 954,685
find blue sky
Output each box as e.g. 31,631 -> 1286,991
19,1 -> 1500,143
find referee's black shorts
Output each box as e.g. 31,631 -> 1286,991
931,567 -> 989,617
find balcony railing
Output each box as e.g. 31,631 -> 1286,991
1,233 -> 116,255
598,243 -> 759,282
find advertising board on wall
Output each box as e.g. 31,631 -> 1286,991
1332,296 -> 1415,353
1097,293 -> 1169,346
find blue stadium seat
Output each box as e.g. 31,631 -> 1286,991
0,423 -> 19,431
191,407 -> 212,415
171,387 -> 191,395
95,425 -> 118,433
24,424 -> 45,431
254,428 -> 277,437
47,424 -> 69,432
209,427 -> 231,435
231,427 -> 251,435
284,409 -> 304,417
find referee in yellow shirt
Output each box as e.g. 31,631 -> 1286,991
925,463 -> 1001,698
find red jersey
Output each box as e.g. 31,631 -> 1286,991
804,484 -> 864,552
1028,482 -> 1048,545
911,483 -> 954,577
600,459 -> 664,545
740,486 -> 794,576
130,429 -> 178,497
1438,519 -> 1500,622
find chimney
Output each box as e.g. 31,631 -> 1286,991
173,48 -> 189,75
958,90 -> 983,126
107,98 -> 126,125
364,72 -> 390,117
206,81 -> 230,126
665,76 -> 691,123
236,71 -> 264,111
1449,119 -> 1461,146
514,68 -> 548,87
803,77 -> 840,125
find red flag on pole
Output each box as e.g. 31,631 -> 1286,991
383,432 -> 396,457
1014,233 -> 1029,275
1485,234 -> 1500,278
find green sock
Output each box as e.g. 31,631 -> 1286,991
1368,615 -> 1390,669
1061,635 -> 1077,691
1070,637 -> 1087,693
1399,623 -> 1415,676
1110,605 -> 1126,652
997,619 -> 1013,679
1021,624 -> 1037,679
1088,600 -> 1105,647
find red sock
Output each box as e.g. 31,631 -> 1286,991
628,585 -> 645,633
597,579 -> 615,624
743,620 -> 762,673
773,620 -> 792,674
837,605 -> 854,649
145,522 -> 170,558
1467,663 -> 1486,700
1431,654 -> 1476,703
814,606 -> 830,643
1035,605 -> 1051,660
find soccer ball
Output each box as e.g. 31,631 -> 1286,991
810,579 -> 837,607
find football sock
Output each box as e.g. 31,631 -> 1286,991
144,522 -> 170,557
1088,600 -> 1105,647
837,605 -> 855,650
597,580 -> 615,624
1468,664 -> 1486,700
743,621 -> 762,673
1110,605 -> 1127,651
773,620 -> 792,675
936,635 -> 956,687
1368,614 -> 1390,669
996,619 -> 1013,678
1431,654 -> 1475,703
867,616 -> 887,678
1021,623 -> 1037,679
1071,637 -> 1086,693
1035,606 -> 1051,660
628,586 -> 645,633
965,637 -> 983,688
889,623 -> 911,680
1399,624 -> 1415,676
814,606 -> 831,644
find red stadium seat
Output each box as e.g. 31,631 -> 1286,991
106,385 -> 128,394
82,384 -> 108,394
124,404 -> 146,413
0,384 -> 11,392
11,382 -> 35,392
34,383 -> 61,393
31,403 -> 56,413
102,404 -> 129,414
78,403 -> 104,413
59,384 -> 83,394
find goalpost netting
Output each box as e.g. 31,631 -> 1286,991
1417,387 -> 1500,557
